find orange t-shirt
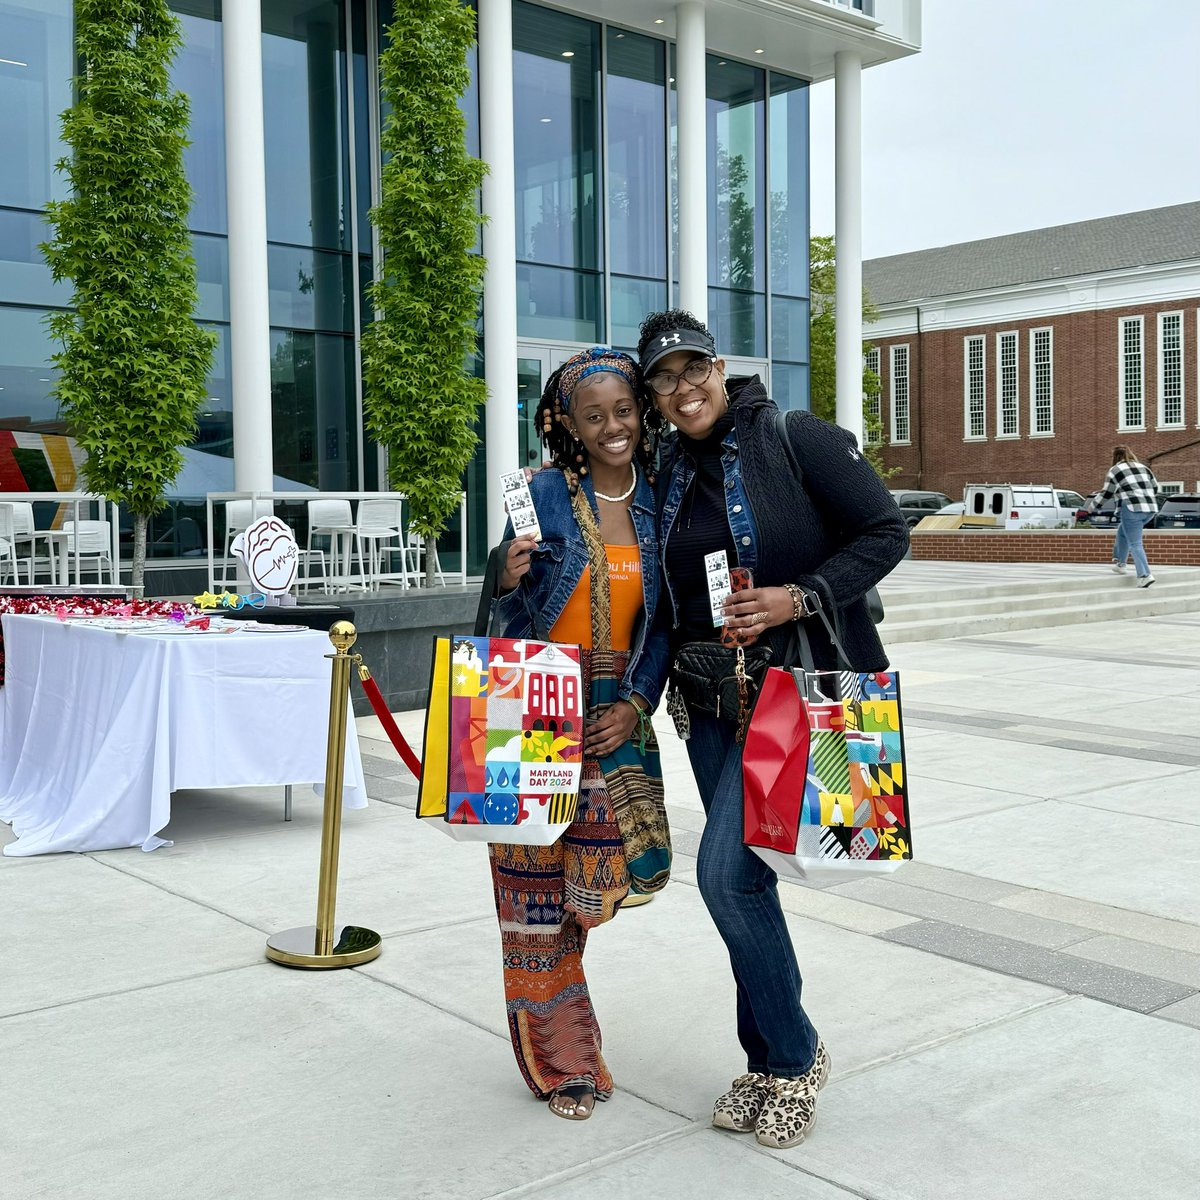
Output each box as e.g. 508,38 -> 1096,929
550,545 -> 643,651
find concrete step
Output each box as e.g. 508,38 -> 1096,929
882,576 -> 1199,622
883,586 -> 1200,643
879,566 -> 1200,607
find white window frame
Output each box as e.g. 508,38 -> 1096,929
1159,481 -> 1184,495
1119,315 -> 1145,431
889,344 -> 911,445
1157,311 -> 1184,430
1029,326 -> 1054,436
996,330 -> 1019,438
864,346 -> 882,445
963,334 -> 986,440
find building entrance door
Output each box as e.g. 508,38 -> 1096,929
516,344 -> 582,469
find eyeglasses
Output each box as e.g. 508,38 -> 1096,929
646,356 -> 715,397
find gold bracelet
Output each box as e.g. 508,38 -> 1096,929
783,583 -> 805,622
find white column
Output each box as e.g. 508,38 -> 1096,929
676,2 -> 708,320
222,1 -> 274,496
834,49 -> 864,448
478,0 -> 519,548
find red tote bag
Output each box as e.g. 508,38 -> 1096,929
742,666 -> 811,854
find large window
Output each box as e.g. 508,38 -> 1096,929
513,2 -> 602,343
707,57 -> 765,357
864,346 -> 881,444
964,334 -> 986,439
890,344 -> 910,444
996,331 -> 1018,437
1030,327 -> 1053,436
607,29 -> 667,349
768,73 -> 809,410
1158,311 -> 1183,428
1119,316 -> 1144,430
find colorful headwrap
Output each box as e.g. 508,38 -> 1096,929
556,347 -> 639,412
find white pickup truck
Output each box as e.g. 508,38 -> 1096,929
963,484 -> 1088,530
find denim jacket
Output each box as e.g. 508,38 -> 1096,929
492,468 -> 670,708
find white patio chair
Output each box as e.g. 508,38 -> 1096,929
399,527 -> 445,586
354,498 -> 406,591
62,520 -> 116,585
216,499 -> 253,587
0,504 -> 29,585
307,498 -> 355,592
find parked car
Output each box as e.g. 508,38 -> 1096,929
890,490 -> 953,528
1074,491 -> 1168,529
963,484 -> 1084,529
1153,493 -> 1200,529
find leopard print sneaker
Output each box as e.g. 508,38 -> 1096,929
754,1040 -> 831,1150
711,1072 -> 771,1133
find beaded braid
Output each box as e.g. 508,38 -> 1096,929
535,361 -> 665,496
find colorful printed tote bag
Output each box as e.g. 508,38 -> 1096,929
742,662 -> 912,882
417,634 -> 585,844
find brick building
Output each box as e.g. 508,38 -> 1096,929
862,202 -> 1200,502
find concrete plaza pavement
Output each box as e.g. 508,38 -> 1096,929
4,607 -> 1200,1198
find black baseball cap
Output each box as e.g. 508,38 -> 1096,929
639,327 -> 717,376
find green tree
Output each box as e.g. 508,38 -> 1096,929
42,0 -> 215,595
806,235 -> 894,478
363,0 -> 486,585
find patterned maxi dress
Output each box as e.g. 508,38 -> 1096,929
488,483 -> 669,1100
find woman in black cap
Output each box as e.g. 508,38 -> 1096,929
637,308 -> 907,1149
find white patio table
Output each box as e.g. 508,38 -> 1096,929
0,614 -> 367,856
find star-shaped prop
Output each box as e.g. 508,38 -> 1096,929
193,591 -> 220,610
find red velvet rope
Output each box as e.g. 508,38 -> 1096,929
356,669 -> 422,781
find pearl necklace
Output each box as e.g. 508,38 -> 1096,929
593,463 -> 637,503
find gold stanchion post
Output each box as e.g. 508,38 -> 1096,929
265,621 -> 382,969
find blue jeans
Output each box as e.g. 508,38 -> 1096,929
685,711 -> 819,1078
1114,507 -> 1155,577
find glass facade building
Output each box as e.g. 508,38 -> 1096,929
0,0 -> 875,575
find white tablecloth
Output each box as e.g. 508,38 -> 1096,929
0,615 -> 367,856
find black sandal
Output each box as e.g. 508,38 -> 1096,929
548,1081 -> 596,1121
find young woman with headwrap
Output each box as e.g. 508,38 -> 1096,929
488,347 -> 671,1121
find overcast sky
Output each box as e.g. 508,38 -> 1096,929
808,0 -> 1200,260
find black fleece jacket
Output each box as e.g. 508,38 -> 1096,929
659,376 -> 909,672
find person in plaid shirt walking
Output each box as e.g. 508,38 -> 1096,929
1089,445 -> 1159,587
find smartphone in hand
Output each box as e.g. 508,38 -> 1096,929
719,567 -> 753,646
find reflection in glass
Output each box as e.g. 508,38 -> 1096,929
0,0 -> 73,210
708,288 -> 765,359
769,74 -> 809,300
772,362 -> 810,413
707,58 -> 765,356
173,3 -> 226,235
0,306 -> 61,430
611,276 -> 666,351
194,323 -> 232,457
269,330 -> 358,490
516,356 -> 545,471
771,295 -> 810,363
267,244 -> 354,332
513,3 -> 600,276
516,263 -> 601,343
262,0 -> 350,252
607,30 -> 666,281
0,208 -> 69,308
192,234 -> 229,323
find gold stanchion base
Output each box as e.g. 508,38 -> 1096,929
622,891 -> 655,908
265,924 -> 383,969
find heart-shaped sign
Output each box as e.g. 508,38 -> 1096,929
232,515 -> 298,595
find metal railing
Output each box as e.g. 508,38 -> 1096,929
204,490 -> 469,593
0,492 -> 124,593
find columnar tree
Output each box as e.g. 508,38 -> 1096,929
363,0 -> 486,585
807,235 -> 894,478
42,0 -> 215,594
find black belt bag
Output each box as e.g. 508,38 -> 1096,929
670,641 -> 773,742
